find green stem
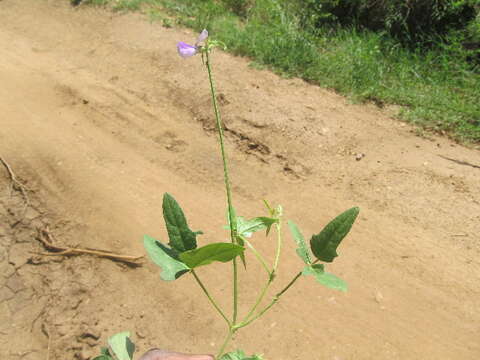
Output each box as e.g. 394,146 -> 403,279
216,328 -> 234,359
240,217 -> 283,324
204,44 -> 238,323
243,238 -> 271,275
241,276 -> 271,325
272,220 -> 283,273
191,270 -> 231,327
235,271 -> 303,330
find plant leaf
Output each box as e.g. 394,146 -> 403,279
288,220 -> 312,265
220,349 -> 264,360
163,193 -> 201,252
144,235 -> 190,281
179,243 -> 245,269
310,207 -> 359,262
107,332 -> 135,360
226,207 -> 246,267
237,216 -> 277,238
302,265 -> 347,292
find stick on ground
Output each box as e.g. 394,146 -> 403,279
37,226 -> 143,266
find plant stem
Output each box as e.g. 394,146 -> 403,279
204,46 -> 239,325
241,276 -> 272,325
216,328 -> 234,359
243,238 -> 271,275
240,217 -> 283,324
235,271 -> 303,330
191,270 -> 231,327
272,219 -> 283,273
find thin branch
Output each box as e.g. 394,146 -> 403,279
37,227 -> 143,265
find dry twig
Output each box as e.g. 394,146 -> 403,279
0,156 -> 30,211
37,226 -> 143,266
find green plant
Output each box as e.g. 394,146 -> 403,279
94,30 -> 360,360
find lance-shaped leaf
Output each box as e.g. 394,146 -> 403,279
179,243 -> 245,269
144,235 -> 190,281
310,207 -> 359,262
237,216 -> 277,238
302,264 -> 347,292
288,220 -> 312,265
107,332 -> 135,360
163,193 -> 202,252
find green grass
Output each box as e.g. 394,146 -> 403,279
84,0 -> 480,145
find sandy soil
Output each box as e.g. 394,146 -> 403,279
0,1 -> 479,359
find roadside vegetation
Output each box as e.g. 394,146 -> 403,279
83,0 -> 480,145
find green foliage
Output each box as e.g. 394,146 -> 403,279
163,193 -> 201,252
143,235 -> 190,281
179,243 -> 245,268
310,207 -> 360,262
107,332 -> 135,360
287,220 -> 312,265
236,216 -> 278,238
302,264 -> 347,292
291,0 -> 480,44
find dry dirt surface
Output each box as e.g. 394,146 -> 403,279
1,1 -> 479,359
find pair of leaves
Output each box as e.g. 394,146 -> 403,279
220,349 -> 264,360
144,193 -> 245,281
93,332 -> 135,360
288,207 -> 359,292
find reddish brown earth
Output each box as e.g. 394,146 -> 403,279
0,1 -> 479,359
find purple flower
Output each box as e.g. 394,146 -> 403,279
196,29 -> 209,45
177,29 -> 209,58
177,41 -> 197,58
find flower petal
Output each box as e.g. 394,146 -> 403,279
177,42 -> 197,58
196,29 -> 209,45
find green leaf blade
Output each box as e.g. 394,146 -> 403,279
302,265 -> 347,292
107,332 -> 135,360
179,243 -> 245,269
237,216 -> 277,238
288,220 -> 312,265
143,235 -> 190,281
310,207 -> 360,263
163,193 -> 200,252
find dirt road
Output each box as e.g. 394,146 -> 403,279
0,1 -> 479,359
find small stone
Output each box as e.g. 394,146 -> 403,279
355,153 -> 365,161
375,291 -> 384,303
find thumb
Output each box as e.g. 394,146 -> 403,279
138,348 -> 215,360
